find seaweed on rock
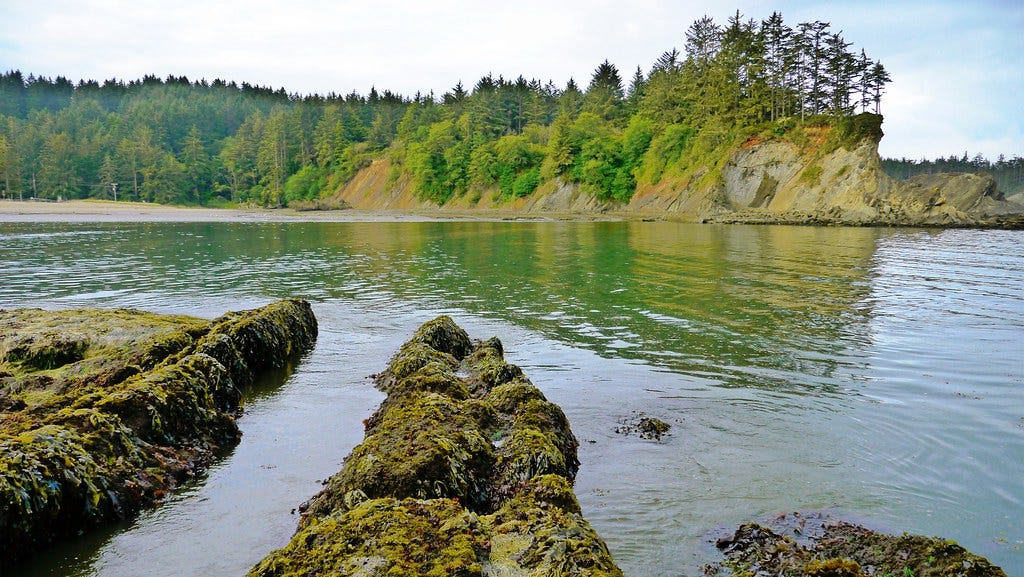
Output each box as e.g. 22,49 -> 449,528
0,299 -> 317,566
712,520 -> 1008,577
254,316 -> 621,576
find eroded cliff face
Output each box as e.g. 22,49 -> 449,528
697,133 -> 1022,226
327,129 -> 1023,227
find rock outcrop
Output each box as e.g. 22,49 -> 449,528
325,116 -> 1023,227
0,299 -> 317,566
250,316 -> 622,577
698,133 -> 1023,227
712,514 -> 1007,577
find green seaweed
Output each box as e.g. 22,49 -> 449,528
0,299 -> 318,567
714,521 -> 1007,577
306,391 -> 496,517
250,498 -> 488,577
262,317 -> 619,576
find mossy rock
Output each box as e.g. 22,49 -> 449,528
714,521 -> 1008,577
509,399 -> 580,476
462,338 -> 524,396
411,315 -> 473,359
486,379 -> 547,415
378,345 -> 462,393
306,392 -> 496,517
250,498 -> 488,577
0,299 -> 318,568
487,475 -> 622,576
264,317 -> 620,576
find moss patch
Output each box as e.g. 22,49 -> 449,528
0,299 -> 317,567
258,316 -> 621,576
712,520 -> 1007,577
251,498 -> 488,577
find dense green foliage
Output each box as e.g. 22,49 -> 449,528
0,11 -> 911,207
0,73 -> 408,206
882,153 -> 1024,195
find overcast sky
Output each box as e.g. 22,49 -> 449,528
1,0 -> 1021,159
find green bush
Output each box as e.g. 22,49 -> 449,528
284,165 -> 324,203
512,167 -> 541,198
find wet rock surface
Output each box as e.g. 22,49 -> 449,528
614,411 -> 672,440
251,316 -> 622,577
0,299 -> 317,567
708,512 -> 1007,577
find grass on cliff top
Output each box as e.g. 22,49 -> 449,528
636,112 -> 883,195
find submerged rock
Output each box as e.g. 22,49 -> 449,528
0,299 -> 317,567
251,316 -> 621,577
614,412 -> 672,440
710,515 -> 1007,577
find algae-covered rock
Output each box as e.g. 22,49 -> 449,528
252,497 -> 489,577
0,299 -> 317,567
712,519 -> 1008,577
256,316 -> 621,576
614,411 -> 672,440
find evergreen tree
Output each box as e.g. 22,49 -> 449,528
180,125 -> 210,204
625,66 -> 647,115
583,60 -> 625,121
558,78 -> 584,119
95,153 -> 118,200
0,133 -> 12,199
867,61 -> 891,114
798,21 -> 832,115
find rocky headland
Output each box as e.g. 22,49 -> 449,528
326,114 -> 1023,228
0,299 -> 317,566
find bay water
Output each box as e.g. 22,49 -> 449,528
1,221 -> 1021,576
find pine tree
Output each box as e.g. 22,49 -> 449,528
583,60 -> 625,121
823,32 -> 855,115
558,78 -> 584,119
651,49 -> 682,74
625,66 -> 647,115
95,153 -> 118,200
868,61 -> 891,114
180,125 -> 210,204
798,20 -> 831,116
761,12 -> 792,120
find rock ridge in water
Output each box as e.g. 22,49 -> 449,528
712,513 -> 1008,577
250,316 -> 622,577
0,299 -> 318,566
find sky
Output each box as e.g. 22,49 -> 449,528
1,0 -> 1021,160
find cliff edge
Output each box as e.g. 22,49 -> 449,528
327,115 -> 1023,227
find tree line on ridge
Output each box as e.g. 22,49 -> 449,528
0,11 -> 916,207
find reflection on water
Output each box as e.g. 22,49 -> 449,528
1,222 -> 1021,576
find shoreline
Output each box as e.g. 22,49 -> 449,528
4,199 -> 1021,229
0,199 -> 628,224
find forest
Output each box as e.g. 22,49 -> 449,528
0,11 -> 944,208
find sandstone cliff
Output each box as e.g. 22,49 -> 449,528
326,121 -> 1023,227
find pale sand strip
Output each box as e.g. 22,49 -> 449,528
0,200 -> 623,223
0,200 -> 453,223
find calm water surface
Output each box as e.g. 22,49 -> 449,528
1,221 -> 1021,576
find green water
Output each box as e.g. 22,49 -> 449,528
1,221 -> 1022,576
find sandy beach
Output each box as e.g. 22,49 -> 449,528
0,199 -> 626,223
0,199 -> 457,223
